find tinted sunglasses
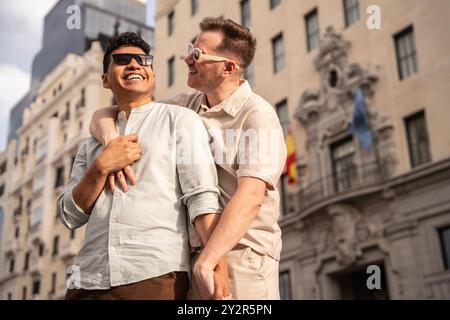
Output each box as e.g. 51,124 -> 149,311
187,43 -> 240,70
112,53 -> 154,67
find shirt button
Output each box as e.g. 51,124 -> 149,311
118,111 -> 127,121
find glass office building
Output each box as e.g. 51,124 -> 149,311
8,0 -> 153,142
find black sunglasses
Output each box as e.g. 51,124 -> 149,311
112,53 -> 154,67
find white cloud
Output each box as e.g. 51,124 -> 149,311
0,0 -> 57,150
0,64 -> 30,151
1,0 -> 58,30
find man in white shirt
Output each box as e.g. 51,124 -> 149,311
58,32 -> 230,299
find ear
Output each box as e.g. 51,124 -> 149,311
222,62 -> 235,77
102,73 -> 111,89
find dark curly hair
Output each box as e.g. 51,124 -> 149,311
103,32 -> 151,73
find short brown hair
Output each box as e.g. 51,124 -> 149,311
199,17 -> 257,68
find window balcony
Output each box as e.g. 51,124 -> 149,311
29,257 -> 45,275
13,207 -> 22,217
5,238 -> 20,255
60,242 -> 79,261
298,160 -> 395,213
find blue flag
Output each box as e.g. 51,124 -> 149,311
349,87 -> 373,149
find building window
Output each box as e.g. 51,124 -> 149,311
55,166 -> 65,188
7,292 -> 12,300
39,243 -> 45,257
50,272 -> 57,294
32,279 -> 40,296
244,63 -> 254,87
168,56 -> 175,87
168,11 -> 174,36
405,111 -> 431,168
70,229 -> 76,240
22,286 -> 27,300
276,99 -> 289,137
270,0 -> 281,10
272,33 -> 285,73
240,0 -> 251,28
394,26 -> 418,80
36,142 -> 48,162
31,207 -> 43,228
24,252 -> 30,271
80,88 -> 85,108
64,102 -> 70,121
9,258 -> 15,273
33,172 -> 45,193
343,0 -> 360,27
279,271 -> 292,300
52,236 -> 59,256
15,226 -> 20,238
439,227 -> 450,270
21,137 -> 30,158
0,160 -> 6,175
305,9 -> 319,52
331,137 -> 357,192
276,100 -> 290,216
191,0 -> 198,16
0,184 -> 4,197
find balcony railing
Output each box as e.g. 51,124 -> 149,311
298,160 -> 395,212
29,257 -> 45,275
5,238 -> 20,254
60,242 -> 78,261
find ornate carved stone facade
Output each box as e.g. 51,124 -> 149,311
280,23 -> 450,300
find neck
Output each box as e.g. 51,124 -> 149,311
116,95 -> 153,118
204,79 -> 242,108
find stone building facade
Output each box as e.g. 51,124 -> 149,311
0,42 -> 113,300
154,0 -> 450,299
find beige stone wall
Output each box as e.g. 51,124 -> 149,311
154,0 -> 450,175
0,42 -> 113,300
154,0 -> 450,300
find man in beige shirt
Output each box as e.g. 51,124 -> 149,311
90,17 -> 287,299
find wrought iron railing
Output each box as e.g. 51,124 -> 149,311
298,160 -> 395,212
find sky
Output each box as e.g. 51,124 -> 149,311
0,0 -> 155,151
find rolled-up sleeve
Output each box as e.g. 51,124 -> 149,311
57,141 -> 90,230
176,110 -> 221,225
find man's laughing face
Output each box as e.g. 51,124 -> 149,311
185,31 -> 226,93
103,45 -> 154,100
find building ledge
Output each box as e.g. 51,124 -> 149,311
0,271 -> 20,284
296,157 -> 450,218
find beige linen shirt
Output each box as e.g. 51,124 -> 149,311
164,81 -> 287,260
57,102 -> 221,289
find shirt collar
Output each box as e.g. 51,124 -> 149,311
198,80 -> 252,117
117,102 -> 155,120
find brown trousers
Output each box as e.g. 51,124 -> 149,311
65,271 -> 189,300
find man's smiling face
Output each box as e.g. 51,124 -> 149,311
185,31 -> 227,92
103,45 -> 154,100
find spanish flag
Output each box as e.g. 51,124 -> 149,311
285,126 -> 298,185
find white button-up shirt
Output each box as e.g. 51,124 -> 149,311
58,102 -> 221,289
